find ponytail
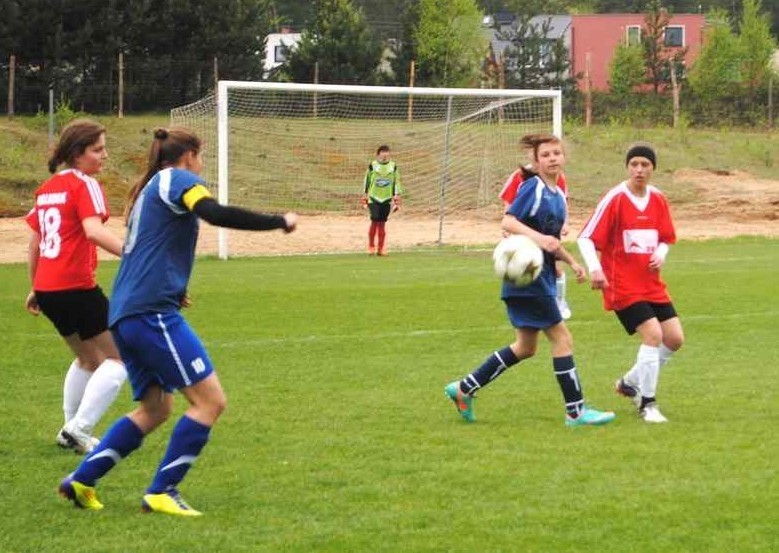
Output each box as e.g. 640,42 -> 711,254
125,127 -> 202,220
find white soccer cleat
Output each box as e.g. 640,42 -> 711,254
640,403 -> 668,423
56,424 -> 100,454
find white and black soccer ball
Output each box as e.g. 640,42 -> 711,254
492,234 -> 544,287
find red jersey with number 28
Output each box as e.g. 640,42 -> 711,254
579,182 -> 676,311
25,169 -> 110,291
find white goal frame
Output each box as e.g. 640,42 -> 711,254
213,81 -> 562,259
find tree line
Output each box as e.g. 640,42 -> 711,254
1,0 -> 777,125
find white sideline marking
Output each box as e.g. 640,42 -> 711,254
10,310 -> 774,344
209,310 -> 776,349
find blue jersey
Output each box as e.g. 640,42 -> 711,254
109,168 -> 203,325
502,176 -> 567,299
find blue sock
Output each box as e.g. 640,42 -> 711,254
73,416 -> 144,486
553,356 -> 584,416
147,415 -> 211,494
460,346 -> 519,395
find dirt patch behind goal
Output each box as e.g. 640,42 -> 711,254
1,169 -> 776,263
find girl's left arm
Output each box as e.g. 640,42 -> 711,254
555,245 -> 586,283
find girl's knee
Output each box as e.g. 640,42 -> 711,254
665,335 -> 684,352
511,342 -> 536,360
197,394 -> 227,424
213,395 -> 227,418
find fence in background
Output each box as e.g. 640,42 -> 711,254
2,53 -> 776,128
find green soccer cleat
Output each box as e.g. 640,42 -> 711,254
58,476 -> 104,510
565,406 -> 616,427
142,490 -> 202,517
444,381 -> 475,422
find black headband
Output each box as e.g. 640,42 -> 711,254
626,145 -> 656,168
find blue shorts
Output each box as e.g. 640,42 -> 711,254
111,312 -> 215,401
504,296 -> 562,330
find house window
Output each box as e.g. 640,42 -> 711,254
539,41 -> 552,69
664,26 -> 684,47
274,45 -> 288,63
626,25 -> 641,46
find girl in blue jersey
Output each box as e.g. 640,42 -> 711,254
58,127 -> 298,516
445,134 -> 615,426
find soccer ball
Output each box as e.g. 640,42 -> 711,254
493,234 -> 544,286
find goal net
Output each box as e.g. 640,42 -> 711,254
171,81 -> 562,258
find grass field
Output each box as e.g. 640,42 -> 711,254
0,238 -> 777,552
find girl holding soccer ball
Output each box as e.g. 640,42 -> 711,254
445,134 -> 616,427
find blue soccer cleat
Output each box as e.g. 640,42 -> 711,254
444,381 -> 476,422
565,406 -> 616,427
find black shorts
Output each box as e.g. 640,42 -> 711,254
368,201 -> 392,222
615,301 -> 678,335
35,286 -> 109,340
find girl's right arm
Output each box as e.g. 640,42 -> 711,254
577,237 -> 608,289
26,231 -> 41,315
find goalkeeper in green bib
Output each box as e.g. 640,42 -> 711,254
362,144 -> 403,256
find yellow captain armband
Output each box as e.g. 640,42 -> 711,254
182,184 -> 213,211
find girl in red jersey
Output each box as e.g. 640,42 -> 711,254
500,134 -> 572,320
577,144 -> 684,423
25,119 -> 127,452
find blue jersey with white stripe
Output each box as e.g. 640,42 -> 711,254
502,176 -> 567,298
109,168 -> 202,325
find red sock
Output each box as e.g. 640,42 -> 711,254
368,222 -> 377,247
377,223 -> 386,251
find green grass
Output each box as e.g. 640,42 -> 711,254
0,237 -> 777,552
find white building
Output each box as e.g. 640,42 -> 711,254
264,32 -> 302,78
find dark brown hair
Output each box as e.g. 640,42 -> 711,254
519,134 -> 541,151
376,144 -> 390,155
521,133 -> 562,161
125,127 -> 202,219
47,119 -> 106,174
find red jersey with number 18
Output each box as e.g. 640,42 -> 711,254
578,182 -> 676,311
25,169 -> 110,292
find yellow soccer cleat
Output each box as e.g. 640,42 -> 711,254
58,476 -> 104,510
141,490 -> 202,517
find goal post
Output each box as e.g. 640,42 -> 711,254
171,81 -> 562,259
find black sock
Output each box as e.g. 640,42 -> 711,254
460,346 -> 519,395
553,355 -> 584,417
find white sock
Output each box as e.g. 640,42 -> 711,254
63,359 -> 92,424
636,344 -> 660,399
659,343 -> 674,368
556,272 -> 567,301
68,358 -> 127,436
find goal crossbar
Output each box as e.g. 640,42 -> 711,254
178,81 -> 563,258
